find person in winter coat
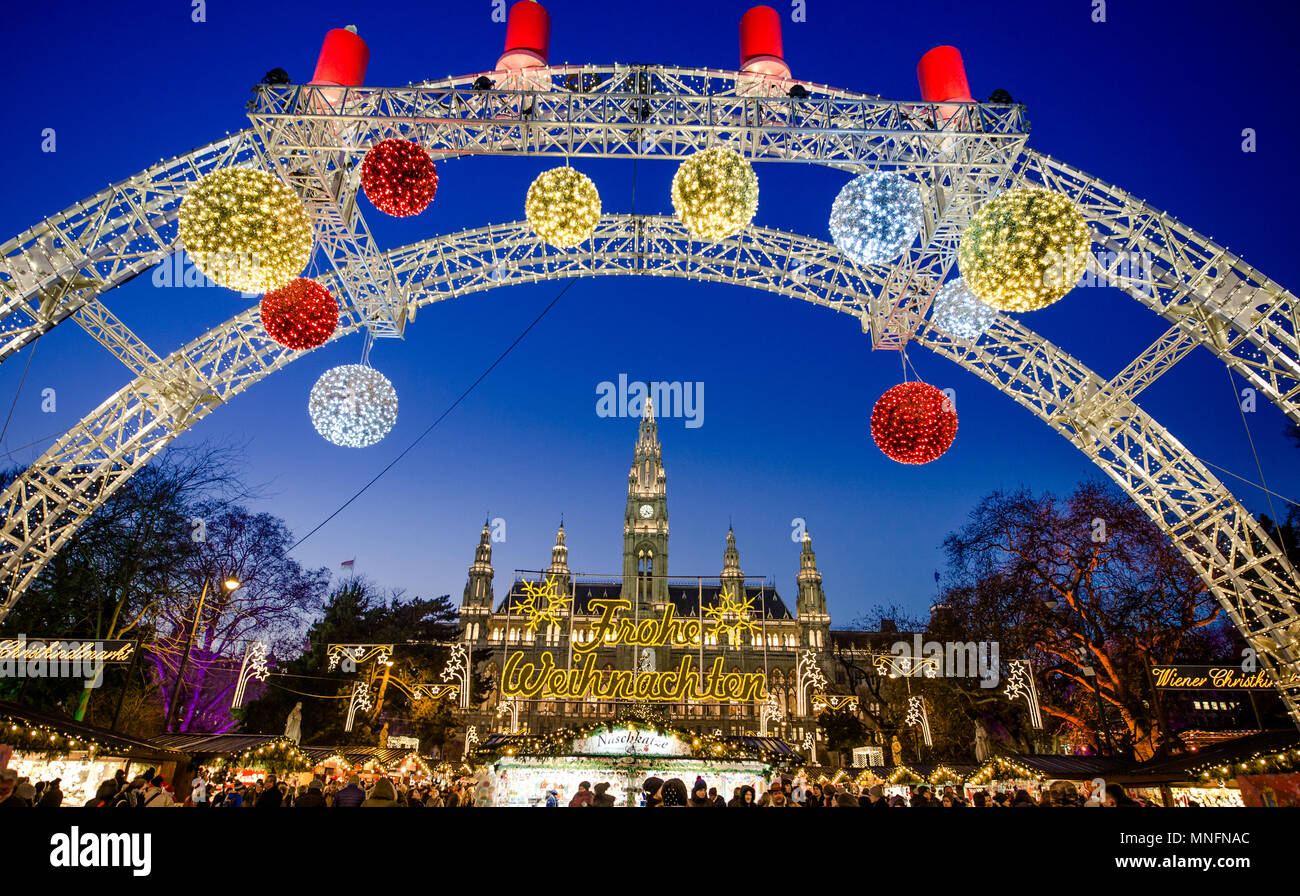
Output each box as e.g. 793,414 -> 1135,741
735,785 -> 756,807
688,777 -> 713,807
333,775 -> 367,808
569,781 -> 594,807
255,774 -> 282,808
0,769 -> 28,807
85,780 -> 119,808
140,776 -> 174,807
362,778 -> 399,807
36,778 -> 63,807
661,778 -> 689,807
641,777 -> 664,808
544,789 -> 560,808
592,782 -> 617,807
295,779 -> 327,807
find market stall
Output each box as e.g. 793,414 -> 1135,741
0,699 -> 185,806
1124,730 -> 1300,807
966,754 -> 1125,803
298,745 -> 437,786
151,732 -> 309,786
475,723 -> 799,806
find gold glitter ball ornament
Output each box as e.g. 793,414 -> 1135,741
179,167 -> 314,294
671,146 -> 759,240
958,187 -> 1090,312
525,167 -> 602,249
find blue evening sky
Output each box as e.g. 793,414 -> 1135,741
2,0 -> 1298,627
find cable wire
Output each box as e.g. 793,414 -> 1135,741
288,277 -> 579,552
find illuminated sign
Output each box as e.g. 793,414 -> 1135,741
571,728 -> 692,757
500,598 -> 767,702
1151,665 -> 1297,691
0,638 -> 137,663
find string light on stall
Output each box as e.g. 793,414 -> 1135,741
929,276 -> 998,340
870,381 -> 958,465
671,146 -> 759,240
361,139 -> 440,217
309,364 -> 399,448
178,167 -> 313,294
525,167 -> 602,248
827,171 -> 922,266
958,186 -> 1090,312
260,278 -> 339,350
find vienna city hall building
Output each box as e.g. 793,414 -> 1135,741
457,401 -> 891,753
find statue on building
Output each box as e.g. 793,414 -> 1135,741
974,718 -> 991,762
891,734 -> 904,767
378,722 -> 390,748
284,702 -> 302,743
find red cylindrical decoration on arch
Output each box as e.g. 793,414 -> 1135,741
739,5 -> 791,78
870,382 -> 958,465
917,46 -> 973,103
311,28 -> 370,87
498,1 -> 551,70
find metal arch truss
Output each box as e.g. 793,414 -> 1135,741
0,66 -> 1297,726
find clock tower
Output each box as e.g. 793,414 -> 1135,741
622,397 -> 669,609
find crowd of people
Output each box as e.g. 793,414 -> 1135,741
0,766 -> 483,808
621,775 -> 1150,807
1,766 -> 1155,808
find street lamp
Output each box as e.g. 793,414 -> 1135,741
166,575 -> 240,732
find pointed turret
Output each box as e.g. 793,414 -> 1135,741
795,528 -> 830,649
721,527 -> 745,591
547,521 -> 571,593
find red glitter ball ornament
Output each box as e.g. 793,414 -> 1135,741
360,139 -> 439,217
870,381 -> 958,465
260,278 -> 339,350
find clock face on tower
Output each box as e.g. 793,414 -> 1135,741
639,504 -> 654,519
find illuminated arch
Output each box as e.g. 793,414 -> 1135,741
0,66 -> 1297,727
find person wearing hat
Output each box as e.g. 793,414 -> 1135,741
569,780 -> 594,807
592,782 -> 616,807
688,777 -> 713,807
865,784 -> 888,808
544,788 -> 560,807
661,778 -> 688,807
295,778 -> 327,807
641,776 -> 664,808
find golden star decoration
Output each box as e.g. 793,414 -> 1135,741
704,584 -> 759,643
515,575 -> 571,632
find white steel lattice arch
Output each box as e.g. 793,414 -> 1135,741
1,214 -> 1298,728
0,66 -> 1298,728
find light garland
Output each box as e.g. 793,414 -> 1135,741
361,139 -> 439,217
870,381 -> 958,465
178,167 -> 313,293
525,167 -> 602,248
671,146 -> 759,240
308,364 -> 398,448
215,737 -> 309,773
259,278 -> 339,350
929,276 -> 997,340
828,171 -> 922,266
958,186 -> 1090,312
470,721 -> 795,767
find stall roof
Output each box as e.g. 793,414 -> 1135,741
1124,729 -> 1300,784
300,745 -> 429,768
0,699 -> 185,761
150,732 -> 289,755
969,754 -> 1128,783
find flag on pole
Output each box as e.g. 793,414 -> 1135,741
341,558 -> 355,569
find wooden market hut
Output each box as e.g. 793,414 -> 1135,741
0,699 -> 186,805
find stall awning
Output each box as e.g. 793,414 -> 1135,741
0,699 -> 185,761
1125,729 -> 1300,784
